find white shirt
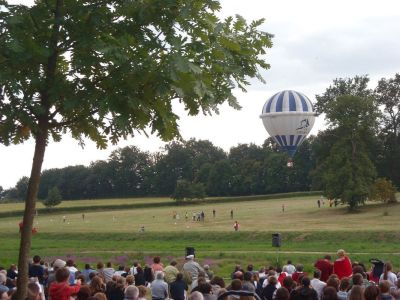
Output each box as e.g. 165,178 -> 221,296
380,272 -> 398,288
311,278 -> 326,300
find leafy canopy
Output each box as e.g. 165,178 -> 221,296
0,0 -> 272,147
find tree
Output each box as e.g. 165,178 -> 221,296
374,74 -> 400,186
314,75 -> 372,114
370,178 -> 397,204
320,95 -> 379,210
0,1 -> 272,297
42,186 -> 62,207
172,179 -> 205,202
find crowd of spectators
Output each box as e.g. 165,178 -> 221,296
1,249 -> 399,300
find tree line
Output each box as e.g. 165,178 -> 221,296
1,74 -> 399,208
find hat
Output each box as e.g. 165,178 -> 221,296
53,259 -> 66,268
186,255 -> 194,259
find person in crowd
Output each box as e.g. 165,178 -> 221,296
170,273 -> 187,300
130,262 -> 139,276
144,265 -> 154,285
152,257 -> 164,273
337,277 -> 350,300
77,286 -> 91,300
261,275 -> 278,300
326,276 -> 340,292
49,267 -> 81,300
0,274 -> 8,295
126,275 -> 135,286
90,276 -> 106,295
192,272 -> 208,290
204,265 -> 214,281
291,277 -> 318,300
323,286 -> 339,300
379,281 -> 395,300
198,283 -> 216,300
124,286 -> 139,300
164,261 -> 179,285
29,255 -> 45,285
314,255 -> 333,282
333,250 -> 352,280
242,272 -> 255,293
283,261 -> 296,276
137,286 -> 147,300
210,276 -> 225,295
66,259 -> 79,285
348,285 -> 365,300
364,285 -> 379,300
150,272 -> 168,300
311,270 -> 326,300
6,265 -> 17,281
102,262 -> 115,283
292,265 -> 307,284
380,263 -> 398,289
276,287 -> 290,300
277,267 -> 288,286
105,278 -> 125,300
114,266 -> 126,277
190,291 -> 204,300
282,276 -> 296,294
93,292 -> 108,300
81,264 -> 96,283
134,267 -> 146,287
27,282 -> 42,300
183,255 -> 205,287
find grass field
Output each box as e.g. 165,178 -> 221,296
1,195 -> 399,277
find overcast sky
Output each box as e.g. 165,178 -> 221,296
1,0 -> 400,189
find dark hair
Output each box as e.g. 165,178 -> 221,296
282,276 -> 295,291
296,264 -> 304,272
301,277 -> 310,287
352,274 -> 363,286
153,256 -> 161,264
106,262 -> 112,268
339,277 -> 350,291
324,255 -> 332,260
176,273 -> 183,281
326,277 -> 340,291
97,262 -> 104,269
33,255 -> 41,263
55,267 -> 70,282
89,272 -> 97,280
364,285 -> 379,300
244,272 -> 253,281
198,283 -> 212,294
77,285 -> 92,300
276,287 -> 290,300
314,269 -> 321,279
323,286 -> 339,300
247,264 -> 254,272
66,259 -> 74,267
85,264 -> 91,270
230,279 -> 242,291
171,261 -> 177,266
383,262 -> 392,281
210,276 -> 225,288
268,276 -> 278,285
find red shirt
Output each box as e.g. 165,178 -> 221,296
49,281 -> 81,300
333,256 -> 352,279
292,271 -> 308,284
314,259 -> 333,282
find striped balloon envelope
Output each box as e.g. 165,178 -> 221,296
260,90 -> 316,158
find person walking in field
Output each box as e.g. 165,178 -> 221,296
233,221 -> 239,231
213,209 -> 216,218
230,210 -> 233,219
314,255 -> 333,282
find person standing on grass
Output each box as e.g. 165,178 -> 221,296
233,221 -> 239,231
333,249 -> 352,280
230,210 -> 234,219
213,209 -> 216,218
314,255 -> 333,282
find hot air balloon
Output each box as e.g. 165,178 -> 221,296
260,90 -> 316,167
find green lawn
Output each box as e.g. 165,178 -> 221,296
1,196 -> 399,277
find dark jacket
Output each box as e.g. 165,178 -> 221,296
291,286 -> 319,300
170,279 -> 187,300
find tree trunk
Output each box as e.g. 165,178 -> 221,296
16,128 -> 48,300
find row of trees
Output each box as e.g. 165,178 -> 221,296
1,137 -> 315,201
2,75 -> 399,207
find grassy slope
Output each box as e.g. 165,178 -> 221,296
1,195 -> 399,277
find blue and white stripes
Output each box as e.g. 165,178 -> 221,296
262,90 -> 313,114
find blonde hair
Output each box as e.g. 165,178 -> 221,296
337,249 -> 345,257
